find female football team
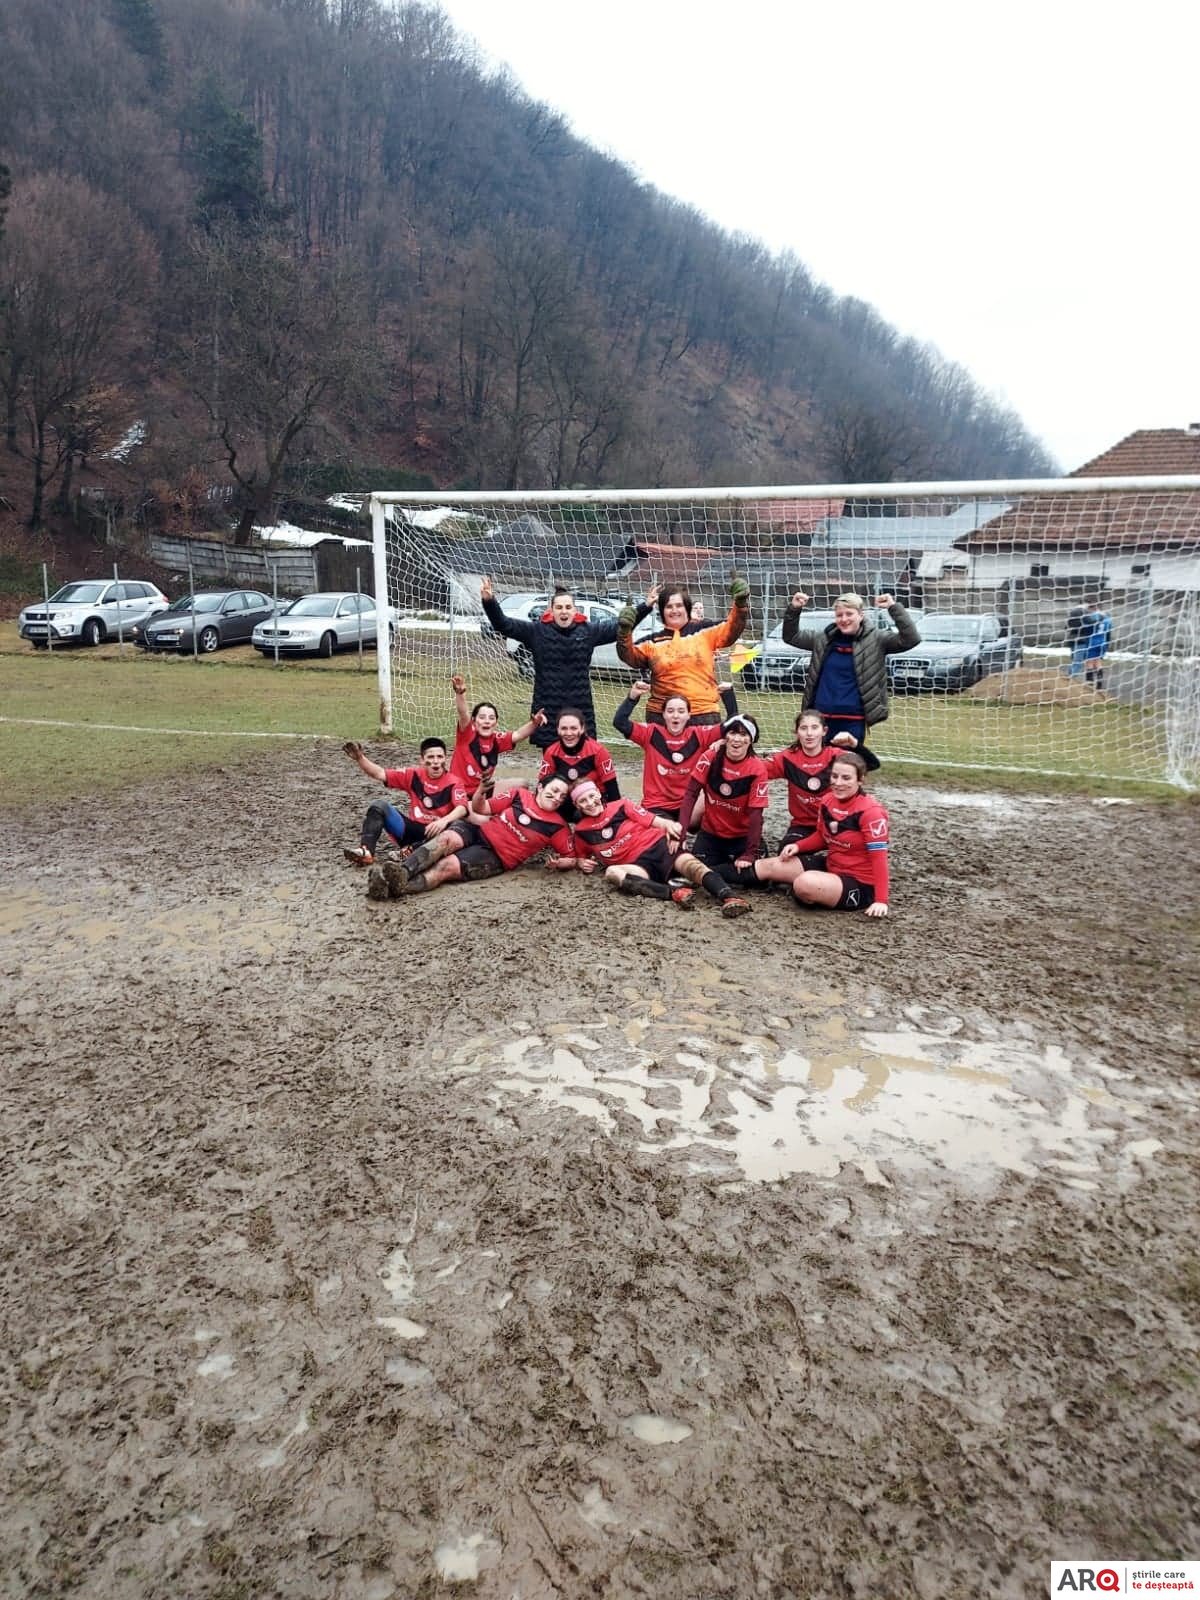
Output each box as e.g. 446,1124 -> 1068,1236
343,580 -> 909,920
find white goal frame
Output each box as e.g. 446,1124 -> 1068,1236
370,476 -> 1200,790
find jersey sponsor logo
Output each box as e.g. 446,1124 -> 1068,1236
518,812 -> 531,825
656,762 -> 670,776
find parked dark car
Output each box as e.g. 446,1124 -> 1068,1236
741,608 -> 901,692
136,589 -> 276,653
887,613 -> 1022,693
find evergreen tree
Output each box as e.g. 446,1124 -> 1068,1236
182,82 -> 276,229
109,0 -> 168,88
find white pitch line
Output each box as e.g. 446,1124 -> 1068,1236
0,716 -> 336,740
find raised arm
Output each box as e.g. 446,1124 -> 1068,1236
615,603 -> 652,669
511,708 -> 548,745
342,740 -> 387,784
592,596 -> 653,648
481,577 -> 537,647
451,674 -> 472,732
781,591 -> 820,651
706,575 -> 751,651
874,594 -> 921,653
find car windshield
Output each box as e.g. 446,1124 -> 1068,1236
49,582 -> 107,603
921,616 -> 984,643
282,596 -> 341,617
164,593 -> 223,615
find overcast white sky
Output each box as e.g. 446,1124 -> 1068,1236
438,0 -> 1199,474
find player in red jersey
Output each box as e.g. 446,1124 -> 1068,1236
760,709 -> 862,861
667,714 -> 769,918
450,674 -> 545,792
341,736 -> 470,866
537,708 -> 620,821
364,776 -> 574,900
555,779 -> 695,907
772,751 -> 890,916
612,680 -> 738,820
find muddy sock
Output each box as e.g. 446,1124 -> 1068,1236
619,876 -> 671,900
724,862 -> 759,889
700,869 -> 733,903
404,841 -> 435,878
362,798 -> 394,853
405,873 -> 431,893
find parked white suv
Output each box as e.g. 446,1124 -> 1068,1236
18,579 -> 169,647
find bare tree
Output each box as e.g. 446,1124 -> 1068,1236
175,228 -> 376,543
0,174 -> 154,525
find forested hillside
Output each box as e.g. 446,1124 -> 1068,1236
0,0 -> 1055,542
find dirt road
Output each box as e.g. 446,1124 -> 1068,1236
2,746 -> 1197,1598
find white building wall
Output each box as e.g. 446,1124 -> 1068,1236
967,550 -> 1200,589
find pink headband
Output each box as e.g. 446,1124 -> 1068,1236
570,779 -> 601,801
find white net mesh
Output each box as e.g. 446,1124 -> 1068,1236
372,483 -> 1200,789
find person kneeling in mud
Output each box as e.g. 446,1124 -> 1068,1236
342,737 -> 470,867
364,775 -> 574,901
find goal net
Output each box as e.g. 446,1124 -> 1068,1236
369,479 -> 1200,790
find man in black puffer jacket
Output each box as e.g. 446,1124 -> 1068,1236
481,578 -> 653,749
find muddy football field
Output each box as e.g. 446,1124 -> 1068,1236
2,744 -> 1197,1599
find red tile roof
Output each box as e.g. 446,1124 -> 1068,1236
958,430 -> 1200,552
1071,428 -> 1200,478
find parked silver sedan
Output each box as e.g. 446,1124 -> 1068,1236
252,592 -> 389,657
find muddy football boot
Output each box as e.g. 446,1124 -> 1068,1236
381,857 -> 411,897
365,864 -> 391,901
720,896 -> 751,919
670,886 -> 696,909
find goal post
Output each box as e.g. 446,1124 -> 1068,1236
370,477 -> 1200,790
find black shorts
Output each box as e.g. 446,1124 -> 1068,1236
780,826 -> 825,870
649,804 -> 680,822
455,842 -> 505,881
691,828 -> 747,868
834,875 -> 875,911
631,838 -> 673,883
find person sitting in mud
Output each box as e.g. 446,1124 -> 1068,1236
754,751 -> 890,917
553,778 -> 695,908
537,707 -> 620,823
450,674 -> 545,793
342,737 -> 470,868
364,775 -> 575,901
659,714 -> 769,919
612,679 -> 739,823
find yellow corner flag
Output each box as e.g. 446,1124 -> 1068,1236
730,642 -> 762,674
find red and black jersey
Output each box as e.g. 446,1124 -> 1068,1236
382,766 -> 469,824
764,744 -> 839,832
480,787 -> 575,870
572,798 -> 665,866
451,724 -> 515,788
537,735 -> 620,802
792,791 -> 890,901
691,747 -> 770,839
627,720 -> 724,810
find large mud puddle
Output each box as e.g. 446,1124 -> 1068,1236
443,983 -> 1177,1196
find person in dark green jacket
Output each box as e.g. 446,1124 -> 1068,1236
781,590 -> 920,752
